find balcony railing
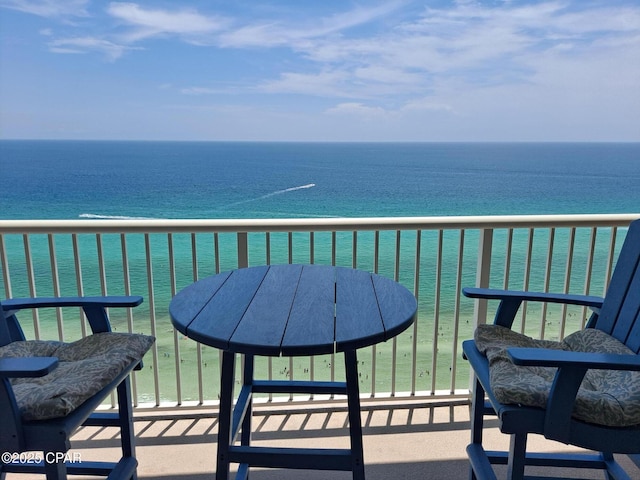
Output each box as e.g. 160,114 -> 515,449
1,213 -> 637,410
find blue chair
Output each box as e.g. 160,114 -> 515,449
0,296 -> 155,480
462,219 -> 640,480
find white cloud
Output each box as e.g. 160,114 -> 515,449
36,3 -> 229,59
260,70 -> 352,98
3,0 -> 639,140
48,36 -> 137,61
107,2 -> 228,43
323,98 -> 457,127
0,0 -> 88,18
326,102 -> 387,117
401,99 -> 456,114
218,2 -> 405,48
181,87 -> 224,96
316,2 -> 406,35
218,23 -> 288,49
353,65 -> 422,86
173,0 -> 640,139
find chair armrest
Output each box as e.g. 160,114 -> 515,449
462,287 -> 603,328
2,296 -> 143,334
508,347 -> 640,443
2,296 -> 143,310
0,357 -> 59,378
508,347 -> 640,371
462,288 -> 604,307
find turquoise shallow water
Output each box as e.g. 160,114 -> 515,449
1,141 -> 638,399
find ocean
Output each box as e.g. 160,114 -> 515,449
2,141 -> 639,220
1,140 -> 639,401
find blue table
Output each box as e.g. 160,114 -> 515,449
170,264 -> 417,480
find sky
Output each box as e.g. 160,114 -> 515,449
1,0 -> 639,142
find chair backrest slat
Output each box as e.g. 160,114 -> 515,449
595,219 -> 640,352
612,265 -> 640,351
626,309 -> 640,354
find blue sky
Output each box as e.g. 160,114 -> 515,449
1,0 -> 639,141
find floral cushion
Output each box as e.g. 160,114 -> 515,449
1,332 -> 155,421
475,324 -> 640,427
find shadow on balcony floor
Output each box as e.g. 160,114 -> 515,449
7,398 -> 640,479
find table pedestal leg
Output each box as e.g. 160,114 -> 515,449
241,354 -> 254,448
345,349 -> 365,480
217,350 -> 366,480
217,350 -> 235,480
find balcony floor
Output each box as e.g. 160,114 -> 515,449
7,398 -> 640,480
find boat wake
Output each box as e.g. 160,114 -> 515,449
225,183 -> 316,208
260,183 -> 316,199
80,184 -> 317,218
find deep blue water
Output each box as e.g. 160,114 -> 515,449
1,140 -> 639,220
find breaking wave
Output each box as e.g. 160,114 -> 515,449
79,213 -> 156,220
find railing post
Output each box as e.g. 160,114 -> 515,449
469,228 -> 493,395
237,232 -> 249,268
473,228 -> 493,328
0,235 -> 12,298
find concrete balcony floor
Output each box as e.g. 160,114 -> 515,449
7,398 -> 640,480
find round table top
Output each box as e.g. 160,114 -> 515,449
169,264 -> 417,356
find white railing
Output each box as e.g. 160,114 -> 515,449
0,213 -> 637,409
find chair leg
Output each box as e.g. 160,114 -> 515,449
344,350 -> 365,480
241,354 -> 254,449
506,433 -> 527,480
601,452 -> 635,480
469,378 -> 485,480
44,454 -> 67,480
216,351 -> 236,480
470,377 -> 485,446
603,452 -> 615,480
116,376 -> 137,480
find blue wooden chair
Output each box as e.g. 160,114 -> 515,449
0,296 -> 155,480
462,219 -> 640,480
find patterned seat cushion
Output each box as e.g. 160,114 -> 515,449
0,332 -> 155,421
475,324 -> 640,427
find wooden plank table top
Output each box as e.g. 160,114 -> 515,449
170,264 -> 417,356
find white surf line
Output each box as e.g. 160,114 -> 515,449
250,211 -> 341,218
79,213 -> 158,220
